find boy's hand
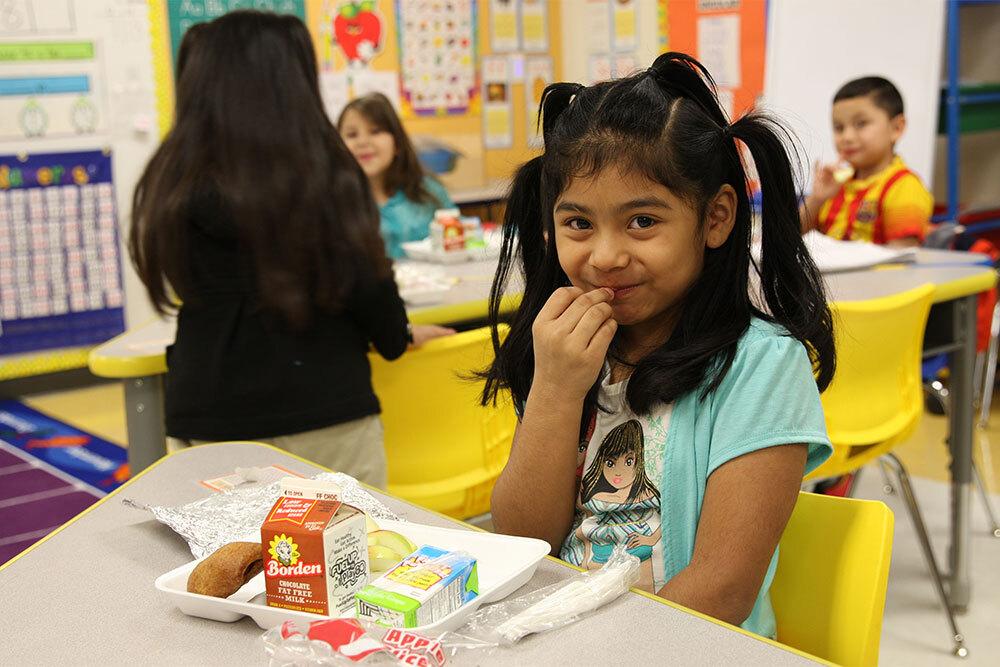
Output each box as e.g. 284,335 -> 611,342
531,286 -> 617,400
811,161 -> 841,202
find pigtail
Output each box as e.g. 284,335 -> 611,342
481,156 -> 544,408
647,52 -> 730,126
728,113 -> 836,390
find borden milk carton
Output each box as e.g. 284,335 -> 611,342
261,478 -> 369,616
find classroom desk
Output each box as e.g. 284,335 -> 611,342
825,257 -> 996,614
88,250 -> 995,613
0,442 -> 823,666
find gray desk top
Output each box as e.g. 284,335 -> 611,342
1,443 -> 821,666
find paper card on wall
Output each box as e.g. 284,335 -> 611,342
489,0 -> 520,52
614,55 -> 639,79
0,150 -> 124,355
588,55 -> 613,84
525,56 -> 553,147
397,0 -> 477,117
482,56 -> 513,149
612,0 -> 638,52
697,14 -> 741,88
585,0 -> 612,55
319,71 -> 350,123
697,0 -> 741,10
352,69 -> 402,111
508,54 -> 526,82
521,0 -> 549,52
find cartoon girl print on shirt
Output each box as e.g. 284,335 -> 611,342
573,419 -> 662,592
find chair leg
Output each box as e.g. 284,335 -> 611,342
972,460 -> 1000,539
882,453 -> 969,658
978,298 -> 1000,428
878,458 -> 896,495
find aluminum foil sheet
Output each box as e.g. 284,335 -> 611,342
125,472 -> 402,559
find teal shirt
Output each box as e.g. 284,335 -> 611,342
378,176 -> 454,259
657,318 -> 831,637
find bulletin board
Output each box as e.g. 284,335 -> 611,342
659,0 -> 766,121
0,0 -> 158,378
150,0 -> 564,190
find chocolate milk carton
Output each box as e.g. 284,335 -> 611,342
261,478 -> 369,616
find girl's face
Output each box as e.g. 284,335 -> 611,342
553,167 -> 734,341
603,451 -> 637,489
339,109 -> 396,180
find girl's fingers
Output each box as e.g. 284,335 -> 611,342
536,286 -> 584,324
586,316 -> 618,353
555,288 -> 614,333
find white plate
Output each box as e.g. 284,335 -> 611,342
155,519 -> 549,635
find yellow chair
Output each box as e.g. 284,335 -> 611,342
806,284 -> 935,481
369,325 -> 515,519
772,492 -> 894,667
807,284 -> 968,657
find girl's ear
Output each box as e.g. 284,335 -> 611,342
704,184 -> 737,249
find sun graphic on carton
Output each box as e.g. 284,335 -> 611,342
268,534 -> 300,566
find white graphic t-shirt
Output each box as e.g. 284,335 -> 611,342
559,372 -> 673,593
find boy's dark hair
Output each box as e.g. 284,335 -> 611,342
337,93 -> 443,207
481,52 -> 835,420
130,11 -> 390,329
833,76 -> 904,118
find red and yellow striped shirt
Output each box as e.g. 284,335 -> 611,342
819,156 -> 933,244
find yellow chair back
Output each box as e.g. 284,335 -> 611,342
772,492 -> 895,667
369,325 -> 515,518
807,283 -> 935,480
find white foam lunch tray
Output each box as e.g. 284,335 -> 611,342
155,519 -> 549,635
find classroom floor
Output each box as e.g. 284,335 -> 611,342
17,382 -> 1000,664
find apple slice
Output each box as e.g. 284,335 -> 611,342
370,530 -> 417,557
365,514 -> 380,534
368,544 -> 404,574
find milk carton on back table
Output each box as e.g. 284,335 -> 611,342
261,479 -> 369,616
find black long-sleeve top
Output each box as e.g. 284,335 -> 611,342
164,196 -> 408,441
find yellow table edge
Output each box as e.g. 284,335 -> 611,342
0,347 -> 92,381
0,441 -> 830,666
88,341 -> 168,378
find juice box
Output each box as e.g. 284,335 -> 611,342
261,479 -> 369,616
355,546 -> 478,628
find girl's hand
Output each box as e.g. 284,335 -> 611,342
531,286 -> 617,399
409,324 -> 457,347
810,161 -> 841,202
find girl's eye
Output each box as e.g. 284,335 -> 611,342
605,459 -> 614,468
566,218 -> 592,231
626,456 -> 634,467
628,216 -> 656,230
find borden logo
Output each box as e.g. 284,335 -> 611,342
268,533 -> 300,566
265,559 -> 323,577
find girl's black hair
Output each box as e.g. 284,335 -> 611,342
482,52 -> 835,418
130,11 -> 389,329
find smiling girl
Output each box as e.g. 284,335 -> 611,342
481,53 -> 836,637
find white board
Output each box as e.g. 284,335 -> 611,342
763,0 -> 945,190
